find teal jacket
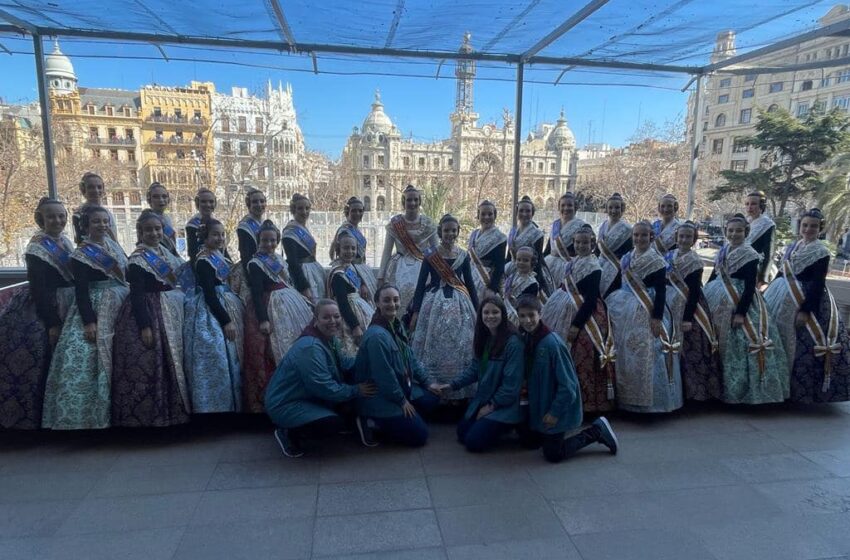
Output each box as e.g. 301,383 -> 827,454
526,331 -> 583,434
355,320 -> 433,418
450,334 -> 524,424
264,333 -> 358,429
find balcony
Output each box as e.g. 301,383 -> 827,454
145,115 -> 207,127
86,136 -> 137,146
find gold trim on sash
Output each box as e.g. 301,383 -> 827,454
391,215 -> 426,261
719,266 -> 774,380
623,266 -> 679,384
565,276 -> 616,399
425,249 -> 471,300
782,259 -> 841,391
469,246 -> 492,290
598,240 -> 621,273
668,269 -> 719,353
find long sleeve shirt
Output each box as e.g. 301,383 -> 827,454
792,255 -> 830,313
642,268 -> 667,320
749,227 -> 774,284
682,268 -> 704,322
478,240 -> 507,292
71,259 -> 109,325
127,263 -> 172,330
25,254 -> 73,328
411,254 -> 479,313
330,272 -> 361,330
709,260 -> 758,316
196,259 -> 232,327
237,228 -> 258,273
571,269 -> 601,330
282,237 -> 313,293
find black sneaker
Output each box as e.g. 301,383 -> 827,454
274,428 -> 304,458
355,416 -> 379,448
592,416 -> 618,455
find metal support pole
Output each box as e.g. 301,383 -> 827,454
511,62 -> 525,228
33,34 -> 58,199
686,74 -> 702,220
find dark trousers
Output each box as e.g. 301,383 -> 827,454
518,423 -> 601,463
456,415 -> 515,453
370,392 -> 439,447
289,414 -> 345,441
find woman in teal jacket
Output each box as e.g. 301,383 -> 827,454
437,295 -> 524,452
354,285 -> 441,447
265,299 -> 376,457
514,294 -> 619,463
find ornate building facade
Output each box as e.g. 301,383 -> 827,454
340,34 -> 578,212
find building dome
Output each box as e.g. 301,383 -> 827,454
361,90 -> 394,135
548,109 -> 575,151
45,40 -> 77,93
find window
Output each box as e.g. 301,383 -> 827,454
377,196 -> 386,211
238,116 -> 247,132
125,128 -> 134,140
362,176 -> 371,189
433,158 -> 440,169
258,166 -> 266,179
730,160 -> 748,172
154,107 -> 162,117
363,155 -> 370,168
112,192 -> 124,205
239,141 -> 249,155
739,108 -> 752,124
89,126 -> 99,140
550,162 -> 556,172
87,105 -> 96,115
833,96 -> 850,111
547,179 -> 555,190
796,103 -> 810,117
256,143 -> 265,156
176,149 -> 186,159
240,161 -> 250,176
744,73 -> 756,82
715,113 -> 726,127
194,133 -> 203,143
767,104 -> 779,113
712,139 -> 724,154
718,94 -> 729,103
104,106 -> 112,116
448,158 -> 453,168
732,138 -> 749,153
844,44 -> 849,56
363,196 -> 371,211
130,192 -> 142,205
128,149 -> 136,162
156,149 -> 165,159
742,88 -> 754,98
91,149 -> 100,159
537,161 -> 544,172
838,69 -> 850,83
403,156 -> 410,168
378,154 -> 385,167
801,80 -> 813,91
525,161 -> 532,171
155,129 -> 164,141
109,149 -> 118,160
222,141 -> 232,154
769,82 -> 783,93
194,110 -> 201,120
719,78 -> 732,88
255,117 -> 263,133
221,116 -> 230,132
418,157 -> 425,168
822,76 -> 832,87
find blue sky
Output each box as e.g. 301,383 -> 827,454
0,35 -> 694,157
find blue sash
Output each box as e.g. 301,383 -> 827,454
663,249 -> 675,271
239,216 -> 262,237
40,236 -> 72,277
162,221 -> 175,239
254,251 -> 287,283
79,242 -> 124,281
652,219 -> 663,237
187,215 -> 202,229
343,265 -> 362,290
508,226 -> 517,248
551,219 -> 562,240
343,223 -> 367,252
469,229 -> 480,249
287,224 -> 316,255
621,251 -> 633,272
715,244 -> 729,270
200,250 -> 231,282
135,247 -> 177,286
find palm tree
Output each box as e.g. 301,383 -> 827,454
817,152 -> 850,241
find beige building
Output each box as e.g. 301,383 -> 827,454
688,5 -> 850,187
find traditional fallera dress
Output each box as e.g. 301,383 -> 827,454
411,247 -> 479,399
506,222 -> 551,295
379,214 -> 438,312
283,220 -> 326,299
111,244 -> 190,427
72,204 -> 118,244
747,214 -> 776,284
544,217 -> 587,288
652,217 -> 682,255
704,243 -> 788,404
504,269 -> 542,325
185,214 -> 203,265
467,226 -> 507,297
242,251 -> 312,413
158,212 -> 180,257
332,221 -> 379,301
43,238 -> 128,429
230,215 -> 263,304
184,248 -> 244,413
0,233 -> 74,429
606,248 -> 683,413
542,255 -> 616,412
328,262 -> 375,357
764,239 -> 850,403
665,248 -> 723,401
597,219 -> 633,298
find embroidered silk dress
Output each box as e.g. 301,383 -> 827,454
43,237 -> 128,429
544,217 -> 587,288
764,240 -> 850,403
328,263 -> 375,358
0,233 -> 74,429
158,213 -> 180,257
230,215 -> 263,304
379,214 -> 438,312
606,249 -> 683,413
467,226 -> 507,297
665,249 -> 723,401
652,218 -> 682,255
283,220 -> 326,300
184,249 -> 244,413
747,214 -> 776,284
704,243 -> 788,404
242,252 -> 312,413
112,245 -> 190,427
597,219 -> 633,298
410,247 -> 479,400
503,270 -> 541,325
332,221 -> 379,301
505,222 -> 551,295
542,255 -> 616,412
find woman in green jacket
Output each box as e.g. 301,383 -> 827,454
265,299 -> 376,458
437,295 -> 524,452
514,294 -> 619,463
354,285 -> 441,447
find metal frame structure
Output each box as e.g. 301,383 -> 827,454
2,4 -> 850,222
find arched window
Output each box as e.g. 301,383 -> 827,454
715,113 -> 726,127
364,196 -> 372,211
767,104 -> 779,113
377,196 -> 386,211
546,198 -> 555,210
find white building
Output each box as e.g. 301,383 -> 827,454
688,5 -> 850,186
212,81 -> 305,212
341,33 -> 579,212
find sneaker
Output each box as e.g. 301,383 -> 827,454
592,416 -> 618,455
355,416 -> 379,448
274,428 -> 304,458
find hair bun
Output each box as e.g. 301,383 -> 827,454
520,195 -> 532,203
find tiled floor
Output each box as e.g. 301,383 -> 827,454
2,402 -> 850,559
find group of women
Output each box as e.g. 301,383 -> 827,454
1,175 -> 848,460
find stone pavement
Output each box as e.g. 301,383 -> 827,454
2,402 -> 850,560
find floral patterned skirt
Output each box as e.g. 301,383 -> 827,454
666,290 -> 723,401
386,253 -> 423,313
339,293 -> 375,359
112,290 -> 190,427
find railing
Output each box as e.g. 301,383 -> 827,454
86,136 -> 137,146
145,115 -> 207,126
